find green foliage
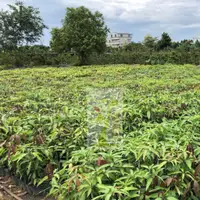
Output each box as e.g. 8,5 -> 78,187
50,6 -> 109,65
156,32 -> 172,50
143,34 -> 158,50
124,42 -> 147,52
0,46 -> 79,68
50,28 -> 68,53
1,65 -> 200,199
2,45 -> 200,67
87,50 -> 200,65
0,3 -> 199,67
0,5 -> 200,68
0,1 -> 47,50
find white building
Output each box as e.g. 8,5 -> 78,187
106,32 -> 132,48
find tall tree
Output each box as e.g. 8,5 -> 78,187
0,1 -> 47,50
143,34 -> 157,50
157,32 -> 172,50
171,41 -> 180,49
51,6 -> 109,65
50,28 -> 68,53
195,40 -> 200,49
178,40 -> 194,52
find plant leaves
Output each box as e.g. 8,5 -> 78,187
183,182 -> 191,197
37,176 -> 48,186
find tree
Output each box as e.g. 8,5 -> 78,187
51,6 -> 109,65
171,41 -> 180,49
178,40 -> 194,52
143,34 -> 157,50
157,32 -> 172,50
195,40 -> 200,49
124,42 -> 147,52
0,1 -> 47,50
50,28 -> 68,53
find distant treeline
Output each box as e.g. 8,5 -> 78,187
1,1 -> 200,68
1,39 -> 200,68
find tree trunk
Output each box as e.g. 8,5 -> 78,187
79,52 -> 89,66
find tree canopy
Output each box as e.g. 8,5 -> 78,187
0,1 -> 47,50
143,34 -> 157,50
50,6 -> 109,65
157,32 -> 172,50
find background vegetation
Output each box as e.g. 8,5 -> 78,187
1,2 -> 200,68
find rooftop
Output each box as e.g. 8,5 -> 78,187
112,32 -> 132,35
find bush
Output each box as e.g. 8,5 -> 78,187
1,48 -> 200,68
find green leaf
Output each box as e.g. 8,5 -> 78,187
124,187 -> 138,191
146,177 -> 153,191
97,176 -> 102,184
27,162 -> 32,175
147,111 -> 151,119
167,197 -> 178,200
11,153 -> 26,162
175,185 -> 181,196
129,193 -> 140,198
105,192 -> 112,200
32,152 -> 42,161
185,159 -> 192,169
37,176 -> 48,186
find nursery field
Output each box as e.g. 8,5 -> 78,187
1,64 -> 200,200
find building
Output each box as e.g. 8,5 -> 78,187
106,32 -> 132,48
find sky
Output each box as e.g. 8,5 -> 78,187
1,0 -> 200,45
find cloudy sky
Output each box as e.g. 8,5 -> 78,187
1,0 -> 200,45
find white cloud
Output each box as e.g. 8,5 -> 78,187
2,0 -> 200,29
60,0 -> 200,28
1,0 -> 200,42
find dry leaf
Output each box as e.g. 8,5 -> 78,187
45,163 -> 54,179
97,156 -> 108,166
165,177 -> 173,187
94,106 -> 100,112
193,180 -> 199,195
15,135 -> 21,145
152,176 -> 158,187
195,164 -> 200,177
186,144 -> 194,156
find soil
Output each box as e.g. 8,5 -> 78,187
0,176 -> 54,200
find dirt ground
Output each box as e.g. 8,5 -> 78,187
0,176 -> 54,200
